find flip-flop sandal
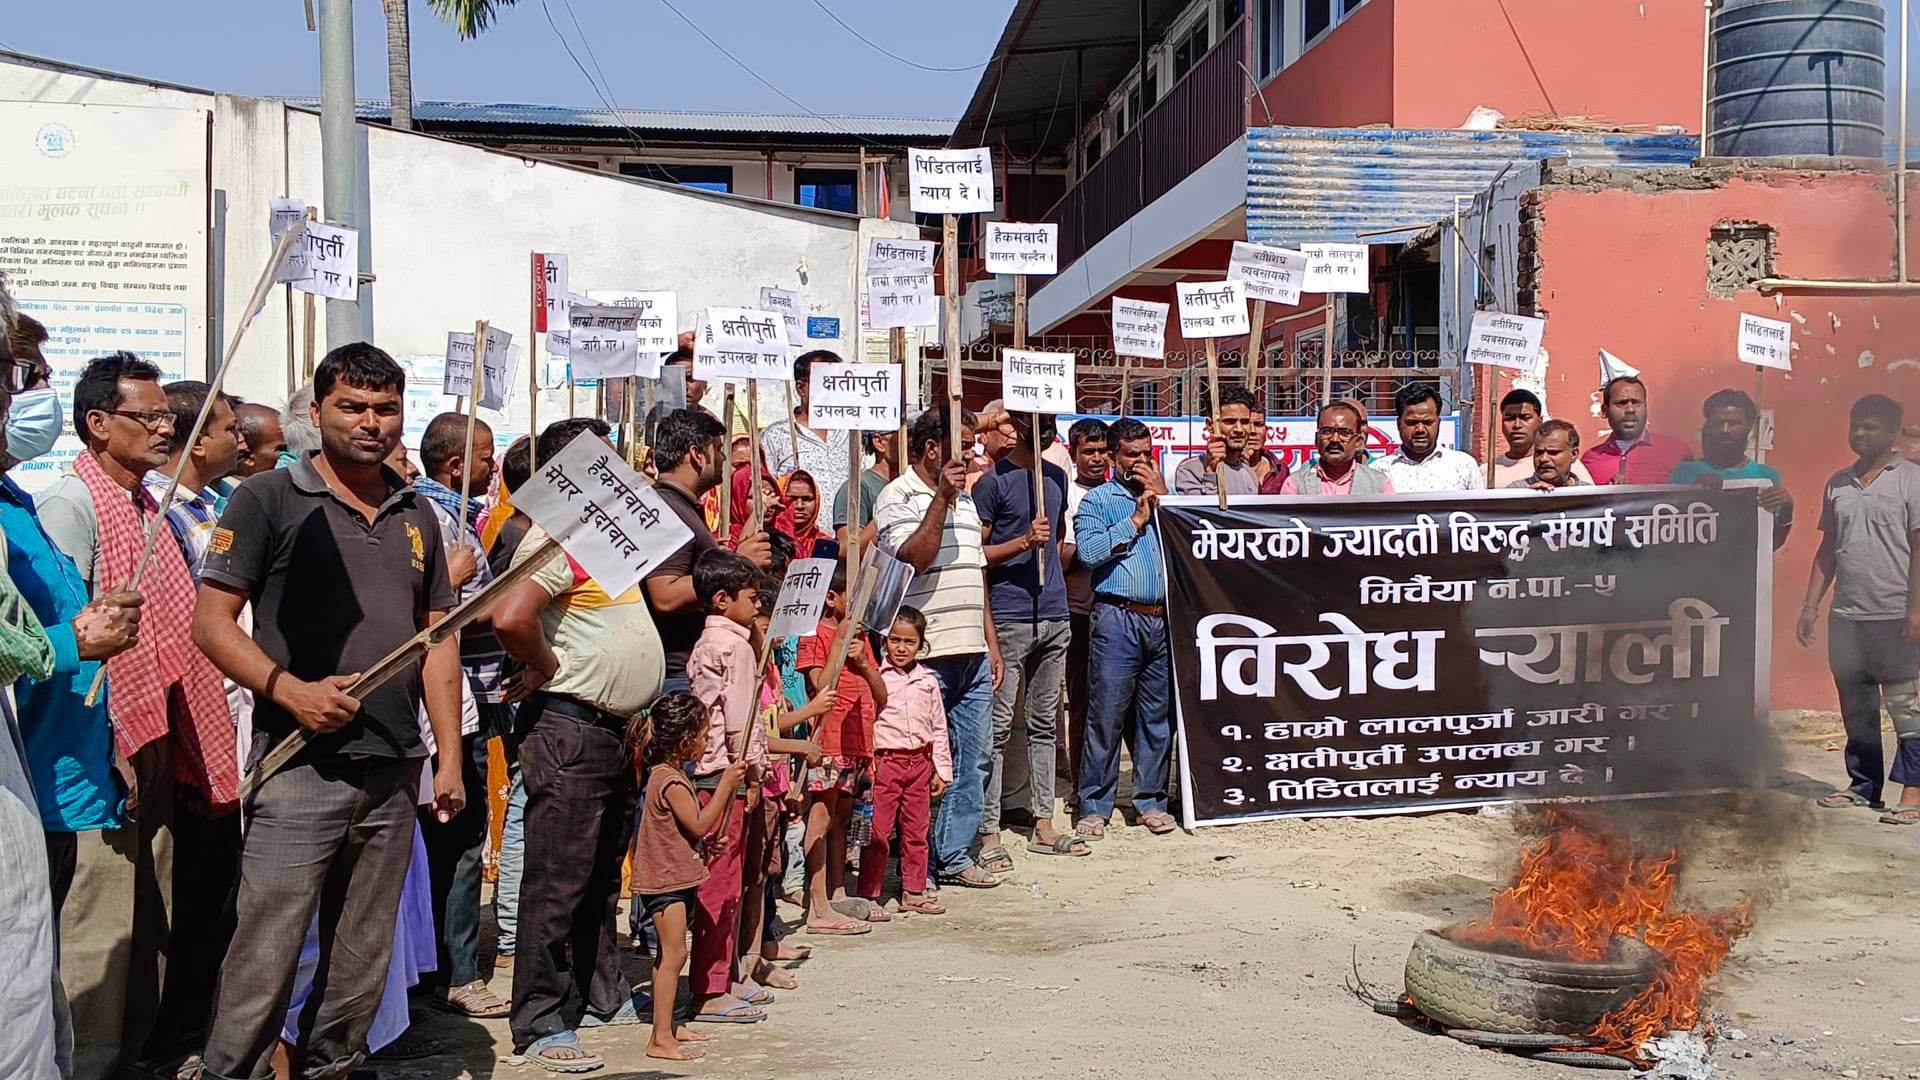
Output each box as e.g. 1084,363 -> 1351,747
734,983 -> 776,1006
689,1000 -> 767,1024
829,896 -> 892,922
938,865 -> 1000,889
577,994 -> 649,1027
977,846 -> 1016,873
805,918 -> 873,936
1818,791 -> 1872,808
1074,818 -> 1106,840
900,896 -> 947,915
1141,812 -> 1179,835
523,1032 -> 604,1074
1027,834 -> 1091,857
1878,807 -> 1920,825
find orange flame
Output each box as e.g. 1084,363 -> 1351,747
1455,811 -> 1753,1059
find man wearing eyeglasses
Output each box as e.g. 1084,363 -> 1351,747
1278,401 -> 1395,496
34,352 -> 238,1080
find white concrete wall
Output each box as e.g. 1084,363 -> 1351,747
1,54 -> 923,448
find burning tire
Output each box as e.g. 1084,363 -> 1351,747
1403,928 -> 1660,1036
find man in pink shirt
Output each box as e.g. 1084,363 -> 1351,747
1581,376 -> 1692,485
1278,402 -> 1395,496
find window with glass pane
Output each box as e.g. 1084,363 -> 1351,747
1145,64 -> 1159,103
795,168 -> 857,213
1222,0 -> 1244,25
1304,0 -> 1332,41
1256,0 -> 1284,76
1086,131 -> 1103,167
618,162 -> 733,192
1127,86 -> 1142,129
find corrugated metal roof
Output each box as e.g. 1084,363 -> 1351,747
1246,127 -> 1700,247
279,98 -> 953,138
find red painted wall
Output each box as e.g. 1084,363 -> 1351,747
1529,169 -> 1920,710
1254,0 -> 1396,128
1392,0 -> 1703,129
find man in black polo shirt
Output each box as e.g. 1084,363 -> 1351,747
643,408 -> 769,691
192,343 -> 463,1079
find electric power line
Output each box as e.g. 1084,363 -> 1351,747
655,0 -> 918,153
808,0 -> 988,73
537,0 -> 650,156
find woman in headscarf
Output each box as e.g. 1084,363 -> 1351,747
780,469 -> 839,562
726,459 -> 787,549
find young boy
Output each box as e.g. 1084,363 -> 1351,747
795,565 -> 888,933
686,549 -> 770,1023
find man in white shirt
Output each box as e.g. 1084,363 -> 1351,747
759,350 -> 852,501
1379,385 -> 1485,494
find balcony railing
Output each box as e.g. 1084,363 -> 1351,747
1045,18 -> 1247,268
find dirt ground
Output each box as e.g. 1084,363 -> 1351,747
380,721 -> 1920,1080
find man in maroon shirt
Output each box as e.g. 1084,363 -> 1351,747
1580,376 -> 1692,485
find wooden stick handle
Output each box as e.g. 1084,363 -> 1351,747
457,319 -> 487,527
239,537 -> 563,798
84,222 -> 307,707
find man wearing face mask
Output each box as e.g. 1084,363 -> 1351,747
0,295 -> 141,1076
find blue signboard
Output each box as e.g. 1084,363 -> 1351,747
806,316 -> 841,339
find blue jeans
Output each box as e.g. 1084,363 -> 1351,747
1077,604 -> 1172,820
927,653 -> 993,879
494,768 -> 526,956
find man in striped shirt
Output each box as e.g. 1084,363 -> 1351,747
873,405 -> 1005,891
145,381 -> 248,579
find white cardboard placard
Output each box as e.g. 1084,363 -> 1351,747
512,434 -> 694,598
1112,297 -> 1169,360
567,305 -> 642,380
534,253 -> 569,333
442,325 -> 513,401
983,221 -> 1058,276
759,287 -> 808,346
1001,348 -> 1077,414
1464,311 -> 1547,372
269,198 -> 309,284
1737,312 -> 1793,371
585,290 -> 677,374
864,268 -> 937,330
809,363 -> 901,430
480,337 -> 519,411
1175,280 -> 1250,339
767,558 -> 835,642
869,237 -> 936,271
907,147 -> 995,214
696,307 -> 791,382
292,221 -> 359,301
1227,241 -> 1306,305
1300,242 -> 1370,294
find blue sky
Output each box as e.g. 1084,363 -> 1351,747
0,0 -> 1014,118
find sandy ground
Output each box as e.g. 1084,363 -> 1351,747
377,722 -> 1920,1080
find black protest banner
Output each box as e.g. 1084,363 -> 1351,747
1160,487 -> 1769,826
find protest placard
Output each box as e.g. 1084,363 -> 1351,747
269,198 -> 309,284
1300,243 -> 1370,294
697,307 -> 791,381
1175,280 -> 1250,339
442,325 -> 513,400
808,362 -> 901,430
759,287 -> 808,345
859,547 -> 916,635
1464,311 -> 1547,372
585,290 -> 677,374
1227,241 -> 1306,305
568,305 -> 642,380
869,237 -> 936,271
984,221 -> 1058,276
533,253 -> 569,333
511,431 -> 695,597
480,338 -> 519,411
292,221 -> 359,301
1737,312 -> 1793,371
864,268 -> 937,330
907,147 -> 996,214
1001,348 -> 1077,414
1111,297 -> 1170,360
767,558 -> 835,642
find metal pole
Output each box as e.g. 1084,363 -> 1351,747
1899,0 -> 1910,282
1699,0 -> 1713,158
318,0 -> 361,346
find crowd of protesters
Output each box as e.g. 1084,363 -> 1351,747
0,275 -> 1914,1076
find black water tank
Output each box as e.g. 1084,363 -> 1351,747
1708,0 -> 1886,158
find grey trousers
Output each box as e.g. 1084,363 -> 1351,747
202,755 -> 418,1080
982,618 -> 1071,834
